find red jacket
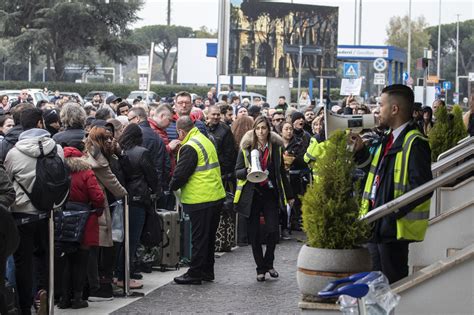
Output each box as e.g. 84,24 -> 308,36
64,147 -> 105,246
148,118 -> 175,177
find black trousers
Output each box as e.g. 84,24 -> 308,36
247,188 -> 279,274
87,245 -> 115,291
0,255 -> 7,315
186,205 -> 220,279
368,241 -> 409,284
14,219 -> 49,315
57,249 -> 89,300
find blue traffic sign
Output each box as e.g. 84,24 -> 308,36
443,81 -> 452,90
435,86 -> 441,95
343,63 -> 359,78
402,72 -> 409,81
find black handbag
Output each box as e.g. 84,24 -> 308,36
140,209 -> 163,247
222,191 -> 235,214
54,202 -> 91,243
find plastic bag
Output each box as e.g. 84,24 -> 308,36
111,200 -> 124,242
338,271 -> 400,315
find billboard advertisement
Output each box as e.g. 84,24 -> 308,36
228,0 -> 338,78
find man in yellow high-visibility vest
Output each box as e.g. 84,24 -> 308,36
170,116 -> 226,285
352,84 -> 432,284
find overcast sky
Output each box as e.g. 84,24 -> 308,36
134,0 -> 473,45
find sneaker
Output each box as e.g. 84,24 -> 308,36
88,286 -> 114,302
281,230 -> 291,240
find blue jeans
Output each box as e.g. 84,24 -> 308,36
5,256 -> 15,287
116,205 -> 146,281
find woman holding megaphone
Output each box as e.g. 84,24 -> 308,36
234,116 -> 294,282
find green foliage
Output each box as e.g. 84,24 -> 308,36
429,105 -> 468,161
0,80 -> 210,99
131,25 -> 194,84
425,20 -> 474,82
301,131 -> 369,249
385,15 -> 430,75
451,105 -> 468,145
193,26 -> 218,38
0,0 -> 144,81
429,106 -> 450,161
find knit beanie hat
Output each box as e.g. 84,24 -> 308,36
291,111 -> 305,124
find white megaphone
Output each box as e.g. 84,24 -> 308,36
247,149 -> 268,183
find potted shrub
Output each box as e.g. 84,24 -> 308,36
429,105 -> 468,161
297,130 -> 371,302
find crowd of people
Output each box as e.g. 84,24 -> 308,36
0,84 -> 472,314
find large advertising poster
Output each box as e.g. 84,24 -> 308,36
228,0 -> 338,78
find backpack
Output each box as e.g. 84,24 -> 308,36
17,141 -> 70,212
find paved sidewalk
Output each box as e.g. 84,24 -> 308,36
113,235 -> 305,314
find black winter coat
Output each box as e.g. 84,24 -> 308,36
0,125 -> 23,163
0,164 -> 18,261
53,128 -> 86,149
355,123 -> 433,243
207,122 -> 237,176
121,145 -> 159,209
285,135 -> 310,196
138,120 -> 165,192
234,131 -> 293,218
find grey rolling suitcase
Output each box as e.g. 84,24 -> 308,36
157,209 -> 181,271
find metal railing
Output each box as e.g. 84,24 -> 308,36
431,142 -> 473,216
437,136 -> 473,162
361,159 -> 474,224
431,143 -> 473,176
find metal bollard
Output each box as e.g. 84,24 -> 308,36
124,195 -> 130,296
121,196 -> 143,298
48,209 -> 55,315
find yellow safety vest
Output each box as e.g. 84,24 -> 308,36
178,127 -> 225,205
360,129 -> 430,241
233,146 -> 288,205
304,138 -> 328,181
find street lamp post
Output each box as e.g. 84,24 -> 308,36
146,42 -> 155,103
407,0 -> 412,78
284,45 -> 322,103
455,14 -> 460,97
358,0 -> 362,45
437,0 -> 441,78
28,45 -> 32,82
297,44 -> 303,102
354,0 -> 357,45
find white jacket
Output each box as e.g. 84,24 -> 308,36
5,128 -> 64,215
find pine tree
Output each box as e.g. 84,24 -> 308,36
429,105 -> 468,161
451,105 -> 468,146
301,131 -> 369,249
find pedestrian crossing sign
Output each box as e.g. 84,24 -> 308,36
343,63 -> 359,78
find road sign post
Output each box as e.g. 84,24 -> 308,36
284,44 -> 322,102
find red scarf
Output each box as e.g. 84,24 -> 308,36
259,146 -> 270,187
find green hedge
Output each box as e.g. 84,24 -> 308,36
0,80 -> 342,102
0,81 -> 214,99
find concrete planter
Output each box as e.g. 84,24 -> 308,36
296,244 -> 371,302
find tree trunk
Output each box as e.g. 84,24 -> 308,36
54,46 -> 65,81
161,50 -> 171,84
